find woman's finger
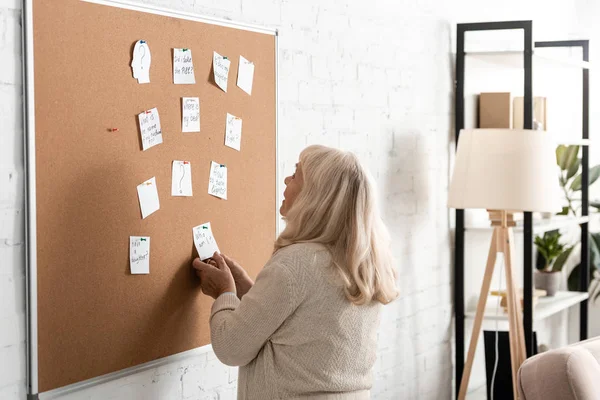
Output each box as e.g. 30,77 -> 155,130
221,254 -> 237,270
212,252 -> 229,272
221,253 -> 244,273
192,257 -> 215,271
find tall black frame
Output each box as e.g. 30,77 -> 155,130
534,40 -> 590,341
453,21 -> 590,398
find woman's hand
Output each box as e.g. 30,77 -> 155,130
192,252 -> 236,299
221,254 -> 254,299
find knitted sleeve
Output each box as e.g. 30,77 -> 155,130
209,254 -> 303,366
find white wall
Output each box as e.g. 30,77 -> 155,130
1,0 -> 598,399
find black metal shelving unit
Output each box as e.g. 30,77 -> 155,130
453,20 -> 590,398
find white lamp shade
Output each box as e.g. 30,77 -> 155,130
448,129 -> 563,213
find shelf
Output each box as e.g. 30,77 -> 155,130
465,291 -> 589,322
553,139 -> 591,146
465,51 -> 591,70
465,215 -> 592,234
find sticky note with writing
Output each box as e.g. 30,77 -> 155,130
237,55 -> 254,95
208,161 -> 227,200
182,97 -> 200,132
130,236 -> 150,274
213,51 -> 231,92
131,40 -> 151,84
138,107 -> 163,151
171,160 -> 193,197
173,48 -> 196,84
224,113 -> 242,151
137,176 -> 160,219
192,222 -> 220,261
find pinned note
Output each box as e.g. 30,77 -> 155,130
138,107 -> 163,151
182,97 -> 200,132
225,113 -> 242,151
173,48 -> 196,84
130,236 -> 150,274
213,51 -> 231,92
137,177 -> 160,219
237,55 -> 254,95
208,161 -> 227,200
131,40 -> 151,84
171,160 -> 193,197
192,222 -> 220,261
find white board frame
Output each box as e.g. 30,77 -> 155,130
22,1 -> 279,398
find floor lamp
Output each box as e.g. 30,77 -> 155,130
448,129 -> 562,399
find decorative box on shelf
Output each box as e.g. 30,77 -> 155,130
490,288 -> 547,313
478,91 -> 547,130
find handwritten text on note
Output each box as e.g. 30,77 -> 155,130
192,222 -> 220,261
225,113 -> 242,151
208,161 -> 227,200
130,236 -> 150,274
171,160 -> 193,197
213,51 -> 231,92
173,48 -> 196,84
131,40 -> 151,84
138,107 -> 163,151
182,97 -> 200,132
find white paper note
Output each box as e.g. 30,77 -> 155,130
130,236 -> 150,274
173,48 -> 196,84
171,160 -> 193,196
224,113 -> 242,151
137,176 -> 160,219
213,51 -> 231,92
237,55 -> 254,95
208,161 -> 227,200
131,40 -> 151,84
182,97 -> 200,132
192,222 -> 220,261
138,107 -> 163,151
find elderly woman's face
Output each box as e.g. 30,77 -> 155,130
280,163 -> 304,217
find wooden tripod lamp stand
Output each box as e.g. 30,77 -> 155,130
448,129 -> 562,399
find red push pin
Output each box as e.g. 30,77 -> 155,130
108,127 -> 119,132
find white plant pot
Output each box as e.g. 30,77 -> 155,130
534,270 -> 561,296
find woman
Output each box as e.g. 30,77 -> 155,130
193,144 -> 398,399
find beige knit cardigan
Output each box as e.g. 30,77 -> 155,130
210,243 -> 381,400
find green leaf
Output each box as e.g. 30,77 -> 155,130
590,232 -> 600,264
553,246 -> 574,272
571,174 -> 582,191
568,265 -> 580,291
567,261 -> 595,291
570,165 -> 600,191
566,159 -> 581,180
568,232 -> 600,291
557,206 -> 570,216
564,145 -> 580,171
591,165 -> 600,186
556,145 -> 568,169
534,230 -> 566,270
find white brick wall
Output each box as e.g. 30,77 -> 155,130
2,0 -> 598,399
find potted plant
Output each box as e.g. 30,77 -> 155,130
555,145 -> 600,216
534,230 -> 569,296
552,144 -> 600,301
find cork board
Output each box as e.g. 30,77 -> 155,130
32,0 -> 276,392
